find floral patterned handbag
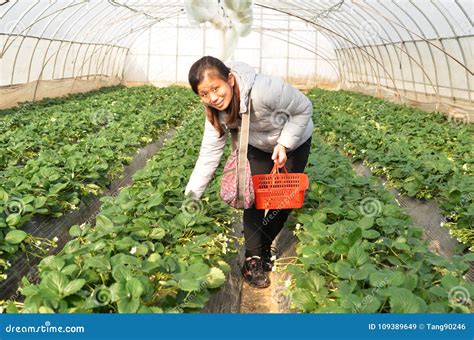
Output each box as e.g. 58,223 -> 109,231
220,93 -> 255,209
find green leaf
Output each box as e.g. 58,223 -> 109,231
126,278 -> 144,298
178,278 -> 202,292
440,275 -> 458,289
362,229 -> 380,239
85,256 -> 111,271
96,215 -> 114,234
41,256 -> 65,272
43,272 -> 68,297
69,224 -> 83,237
50,182 -> 68,194
291,288 -> 317,312
34,196 -> 48,209
388,287 -> 427,313
117,297 -> 140,313
38,306 -> 55,313
346,227 -> 362,247
146,194 -> 163,209
429,285 -> 448,298
63,279 -> 86,297
348,244 -> 369,267
206,267 -> 226,288
334,261 -> 354,279
149,227 -> 166,240
358,216 -> 374,229
6,214 -> 22,227
5,230 -> 28,244
306,271 -> 326,292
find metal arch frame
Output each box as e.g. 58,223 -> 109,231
330,1 -> 439,101
51,1 -> 113,80
31,3 -> 130,98
275,1 -> 390,92
30,0 -> 82,83
1,1 -> 44,57
274,1 -> 353,85
359,1 -> 421,99
409,0 -> 454,104
296,4 -> 371,88
80,15 -> 151,80
338,4 -> 402,95
263,1 -> 365,89
433,0 -> 472,104
376,0 -> 426,100
1,0 -> 471,106
254,24 -> 340,77
251,12 -> 340,76
6,1 -> 66,84
61,6 -> 130,79
69,12 -> 143,78
316,7 -> 389,92
80,8 -> 184,82
355,0 -> 472,75
1,1 -> 85,58
268,2 -> 400,93
72,13 -> 143,79
256,2 -> 345,72
72,11 -> 183,92
359,1 -> 441,103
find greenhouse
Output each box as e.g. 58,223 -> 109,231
0,0 -> 473,321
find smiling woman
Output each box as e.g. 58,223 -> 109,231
188,56 -> 241,135
185,56 -> 314,288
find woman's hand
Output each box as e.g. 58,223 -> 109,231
272,143 -> 287,168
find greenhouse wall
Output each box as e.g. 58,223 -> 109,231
123,8 -> 339,89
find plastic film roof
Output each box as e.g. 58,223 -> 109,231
0,0 -> 473,110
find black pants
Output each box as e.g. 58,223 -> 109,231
244,136 -> 312,257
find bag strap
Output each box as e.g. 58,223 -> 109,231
237,90 -> 252,208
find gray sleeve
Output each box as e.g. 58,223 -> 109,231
184,117 -> 227,199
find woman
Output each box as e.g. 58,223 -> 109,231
185,56 -> 313,288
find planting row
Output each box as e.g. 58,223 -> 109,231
4,108 -> 237,313
0,86 -> 199,281
307,89 -> 474,250
285,137 -> 473,313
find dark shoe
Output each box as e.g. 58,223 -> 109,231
241,256 -> 270,288
261,246 -> 279,272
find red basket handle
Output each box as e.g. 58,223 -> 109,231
271,162 -> 289,175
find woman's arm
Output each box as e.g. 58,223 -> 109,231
185,117 -> 227,199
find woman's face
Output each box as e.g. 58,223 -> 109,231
197,70 -> 235,111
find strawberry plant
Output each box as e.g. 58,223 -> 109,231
5,109 -> 237,313
0,86 -> 200,281
308,89 -> 473,250
284,137 -> 473,313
